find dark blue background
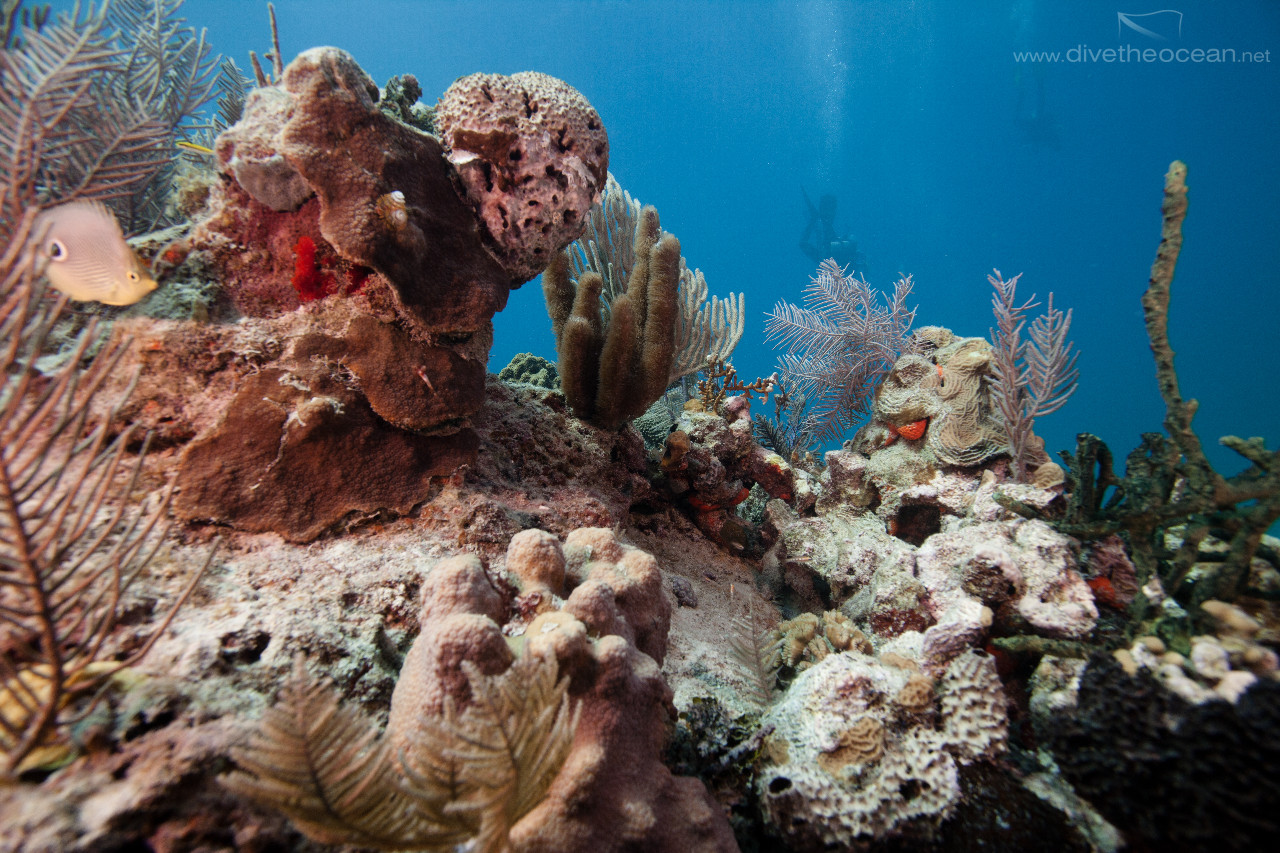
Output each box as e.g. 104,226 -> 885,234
156,1 -> 1280,472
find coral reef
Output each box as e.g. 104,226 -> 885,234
0,1 -> 219,240
203,47 -> 602,329
986,271 -> 1079,481
275,48 -> 512,332
7,24 -> 1276,850
655,407 -> 811,551
851,330 -> 1010,472
173,369 -> 477,540
773,610 -> 871,671
1,68 -> 211,775
914,520 -> 1097,642
1041,164 -> 1280,625
216,84 -> 312,213
225,648 -> 574,852
225,526 -> 737,852
500,528 -> 738,851
0,373 -> 750,851
0,240 -> 211,778
379,73 -> 435,133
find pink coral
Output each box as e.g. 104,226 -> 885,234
502,528 -> 733,851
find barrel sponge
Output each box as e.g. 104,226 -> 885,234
436,71 -> 609,283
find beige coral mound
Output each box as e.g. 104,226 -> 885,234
437,71 -> 609,283
859,331 -> 1007,469
226,527 -> 735,853
502,528 -> 736,853
757,649 -> 1008,849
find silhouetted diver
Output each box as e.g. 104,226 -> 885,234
799,188 -> 865,273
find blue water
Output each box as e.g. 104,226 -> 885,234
178,1 -> 1280,472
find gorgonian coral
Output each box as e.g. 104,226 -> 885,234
766,259 -> 916,441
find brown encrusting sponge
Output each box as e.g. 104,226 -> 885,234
162,48 -> 613,541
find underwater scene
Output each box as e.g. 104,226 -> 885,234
2,0 -> 1279,850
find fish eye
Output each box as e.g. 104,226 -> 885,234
128,270 -> 140,281
47,239 -> 67,261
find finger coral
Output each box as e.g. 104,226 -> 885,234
226,526 -> 734,852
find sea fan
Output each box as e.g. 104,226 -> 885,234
0,0 -> 221,240
987,269 -> 1079,480
222,657 -> 463,850
0,216 -> 211,777
766,258 -> 916,441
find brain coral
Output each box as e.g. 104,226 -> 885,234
437,71 -> 609,283
756,649 -> 1007,849
865,332 -> 1007,468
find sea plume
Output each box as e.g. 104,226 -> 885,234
766,258 -> 916,441
223,652 -> 578,853
987,269 -> 1079,480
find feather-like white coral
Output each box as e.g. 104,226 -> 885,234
225,652 -> 578,853
766,259 -> 916,440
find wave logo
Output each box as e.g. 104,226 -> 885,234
1117,10 -> 1184,41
